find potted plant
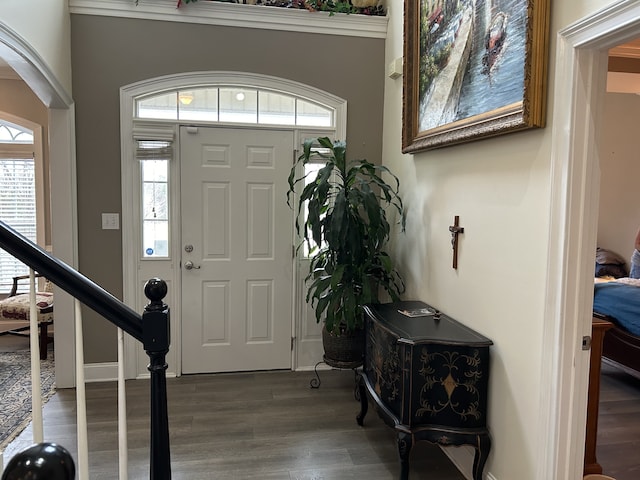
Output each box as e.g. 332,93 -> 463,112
287,137 -> 405,366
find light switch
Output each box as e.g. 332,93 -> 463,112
102,213 -> 120,230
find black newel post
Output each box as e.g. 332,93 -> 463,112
143,278 -> 172,480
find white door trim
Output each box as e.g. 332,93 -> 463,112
541,1 -> 640,478
120,71 -> 346,378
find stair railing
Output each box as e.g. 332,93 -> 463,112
0,220 -> 171,479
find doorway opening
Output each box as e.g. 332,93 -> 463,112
542,2 -> 640,478
120,72 -> 346,378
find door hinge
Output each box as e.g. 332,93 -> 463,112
582,335 -> 592,351
293,149 -> 298,165
291,336 -> 296,351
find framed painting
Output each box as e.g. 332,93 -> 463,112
402,0 -> 551,153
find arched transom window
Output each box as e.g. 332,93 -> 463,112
0,120 -> 34,143
135,87 -> 334,127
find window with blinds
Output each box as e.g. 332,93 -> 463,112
137,140 -> 171,258
0,120 -> 35,293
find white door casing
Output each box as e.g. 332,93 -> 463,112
180,126 -> 294,373
120,72 -> 346,378
539,2 -> 640,478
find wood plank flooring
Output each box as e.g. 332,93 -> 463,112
596,361 -> 640,480
4,331 -> 640,479
1,335 -> 465,479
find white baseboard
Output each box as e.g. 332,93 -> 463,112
83,362 -> 119,383
83,362 -> 176,383
294,364 -> 333,372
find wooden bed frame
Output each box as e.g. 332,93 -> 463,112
599,312 -> 640,379
584,317 -> 614,475
585,311 -> 640,475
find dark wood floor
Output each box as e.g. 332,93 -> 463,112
1,335 -> 464,479
596,361 -> 640,480
3,332 -> 640,479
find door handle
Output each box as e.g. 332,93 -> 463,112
184,261 -> 201,270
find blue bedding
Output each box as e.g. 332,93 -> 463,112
593,282 -> 640,336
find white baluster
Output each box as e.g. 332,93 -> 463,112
75,299 -> 89,479
29,269 -> 43,442
118,327 -> 129,480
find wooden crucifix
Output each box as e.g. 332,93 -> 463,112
449,216 -> 464,269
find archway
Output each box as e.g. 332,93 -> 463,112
0,24 -> 76,388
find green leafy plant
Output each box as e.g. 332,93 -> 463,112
171,0 -> 385,16
304,0 -> 357,14
287,137 -> 405,334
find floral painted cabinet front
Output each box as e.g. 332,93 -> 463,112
358,301 -> 493,480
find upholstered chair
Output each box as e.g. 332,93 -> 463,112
0,274 -> 54,359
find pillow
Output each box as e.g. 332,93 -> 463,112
595,247 -> 626,265
595,247 -> 628,278
596,263 -> 628,278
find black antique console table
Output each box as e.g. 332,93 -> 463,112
356,301 -> 493,480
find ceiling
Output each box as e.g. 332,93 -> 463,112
608,39 -> 640,93
610,38 -> 640,58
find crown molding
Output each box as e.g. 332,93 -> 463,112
69,0 -> 388,39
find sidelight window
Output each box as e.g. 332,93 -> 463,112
137,140 -> 171,258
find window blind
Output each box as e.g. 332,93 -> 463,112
0,157 -> 36,292
135,140 -> 173,160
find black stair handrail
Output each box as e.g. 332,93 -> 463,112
0,219 -> 172,479
0,220 -> 142,342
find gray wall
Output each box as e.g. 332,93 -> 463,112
70,14 -> 386,362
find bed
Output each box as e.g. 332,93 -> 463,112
593,277 -> 640,379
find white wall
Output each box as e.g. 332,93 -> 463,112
0,0 -> 72,95
598,92 -> 640,268
381,1 -> 625,478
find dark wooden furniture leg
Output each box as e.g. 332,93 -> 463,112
472,433 -> 491,480
356,373 -> 368,426
397,431 -> 413,480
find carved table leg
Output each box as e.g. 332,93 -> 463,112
397,431 -> 413,480
356,374 -> 368,426
472,433 -> 491,480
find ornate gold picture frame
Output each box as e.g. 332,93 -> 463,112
402,0 -> 551,153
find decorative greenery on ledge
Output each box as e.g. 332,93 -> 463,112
175,0 -> 386,16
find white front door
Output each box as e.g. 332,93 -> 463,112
180,126 -> 294,374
